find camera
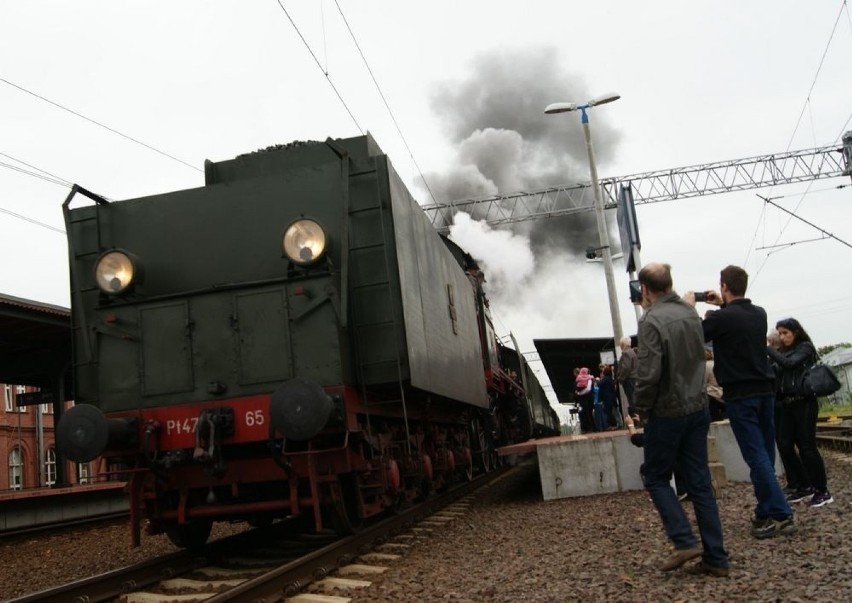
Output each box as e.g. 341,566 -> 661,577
694,291 -> 707,303
629,280 -> 642,304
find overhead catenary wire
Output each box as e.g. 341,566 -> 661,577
745,0 -> 850,279
0,206 -> 64,234
274,0 -> 363,133
332,0 -> 438,205
0,77 -> 201,173
0,160 -> 68,189
0,151 -> 72,188
756,193 -> 852,251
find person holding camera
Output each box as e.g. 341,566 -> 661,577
634,262 -> 729,577
767,317 -> 833,508
687,265 -> 796,539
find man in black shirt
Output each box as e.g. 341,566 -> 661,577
688,264 -> 795,539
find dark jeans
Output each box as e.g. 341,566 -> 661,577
726,395 -> 792,519
776,396 -> 827,492
577,394 -> 594,433
643,409 -> 728,568
594,402 -> 607,431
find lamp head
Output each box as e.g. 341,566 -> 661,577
544,102 -> 578,114
587,93 -> 621,107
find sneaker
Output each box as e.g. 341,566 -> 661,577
786,488 -> 814,504
751,516 -> 797,539
687,560 -> 730,578
808,491 -> 834,508
660,546 -> 702,571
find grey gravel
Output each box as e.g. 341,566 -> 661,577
349,450 -> 852,602
3,450 -> 852,602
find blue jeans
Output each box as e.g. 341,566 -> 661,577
643,409 -> 728,568
594,402 -> 607,431
725,395 -> 792,519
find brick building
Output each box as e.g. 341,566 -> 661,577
0,294 -> 104,491
0,383 -> 95,490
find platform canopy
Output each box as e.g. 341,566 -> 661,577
0,293 -> 72,389
533,337 -> 617,404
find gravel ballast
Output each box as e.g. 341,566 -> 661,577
3,449 -> 852,601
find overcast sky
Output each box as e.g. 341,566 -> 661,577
2,1 -> 851,421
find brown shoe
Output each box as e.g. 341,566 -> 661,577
660,547 -> 702,571
688,560 -> 730,578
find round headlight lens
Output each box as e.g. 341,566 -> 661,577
95,251 -> 137,294
282,219 -> 327,265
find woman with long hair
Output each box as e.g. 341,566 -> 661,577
767,317 -> 833,507
574,367 -> 594,433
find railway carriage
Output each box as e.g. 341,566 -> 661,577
57,134 -> 559,547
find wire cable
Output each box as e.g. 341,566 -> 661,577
0,152 -> 73,187
274,0 -> 363,133
0,160 -> 69,188
332,0 -> 438,205
746,1 -> 849,277
780,3 -> 846,154
0,206 -> 64,234
0,77 -> 201,173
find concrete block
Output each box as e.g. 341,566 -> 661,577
534,422 -> 778,502
708,461 -> 727,488
707,435 -> 718,463
538,437 -> 626,500
709,420 -> 783,482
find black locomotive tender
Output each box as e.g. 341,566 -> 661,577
57,134 -> 560,547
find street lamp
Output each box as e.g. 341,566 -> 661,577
545,94 -> 624,354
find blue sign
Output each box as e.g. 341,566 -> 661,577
16,391 -> 52,407
616,183 -> 641,272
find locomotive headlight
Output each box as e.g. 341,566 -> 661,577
282,219 -> 327,265
95,250 -> 142,294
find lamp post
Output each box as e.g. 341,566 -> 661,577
545,94 -> 624,355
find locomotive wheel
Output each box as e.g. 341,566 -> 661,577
165,519 -> 213,549
471,418 -> 495,474
417,454 -> 433,501
327,474 -> 363,535
418,475 -> 433,501
460,446 -> 474,482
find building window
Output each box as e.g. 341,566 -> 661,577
3,385 -> 12,412
45,448 -> 57,486
9,448 -> 23,490
77,463 -> 90,485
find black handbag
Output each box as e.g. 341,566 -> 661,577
802,361 -> 841,397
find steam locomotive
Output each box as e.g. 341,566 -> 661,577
57,134 -> 560,547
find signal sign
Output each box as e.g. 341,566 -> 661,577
16,391 -> 52,407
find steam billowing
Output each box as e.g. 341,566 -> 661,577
421,47 -> 626,399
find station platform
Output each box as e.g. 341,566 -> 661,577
0,481 -> 128,534
498,421 -> 783,502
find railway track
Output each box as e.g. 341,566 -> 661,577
816,418 -> 852,451
9,464 -> 511,603
0,510 -> 130,540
